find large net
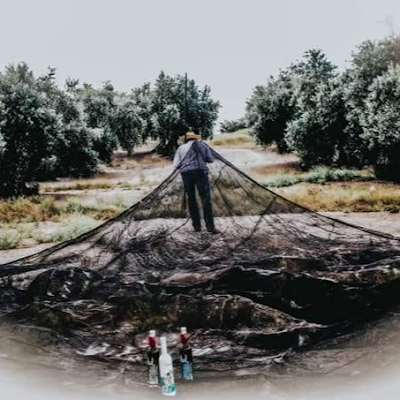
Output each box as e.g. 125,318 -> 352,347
1,141 -> 400,374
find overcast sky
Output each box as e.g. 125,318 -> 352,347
0,0 -> 399,127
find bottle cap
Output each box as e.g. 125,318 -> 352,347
180,327 -> 187,335
149,330 -> 156,337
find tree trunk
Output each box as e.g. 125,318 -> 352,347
154,140 -> 178,159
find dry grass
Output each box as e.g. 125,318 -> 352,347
41,180 -> 117,192
249,162 -> 301,177
0,196 -> 132,224
34,215 -> 100,244
111,150 -> 170,169
277,182 -> 400,212
0,223 -> 36,250
0,216 -> 102,249
0,197 -> 60,223
2,181 -> 400,251
41,180 -> 140,193
210,129 -> 255,147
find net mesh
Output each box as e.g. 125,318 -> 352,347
1,141 -> 400,371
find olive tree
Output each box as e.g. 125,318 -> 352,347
285,50 -> 347,168
151,72 -> 220,156
0,64 -> 57,197
110,101 -> 144,156
246,71 -> 295,153
220,118 -> 247,133
361,67 -> 400,181
343,36 -> 400,166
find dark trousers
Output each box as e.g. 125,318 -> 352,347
182,170 -> 215,230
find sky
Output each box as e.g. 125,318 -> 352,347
0,0 -> 399,128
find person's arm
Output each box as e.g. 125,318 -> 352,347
172,147 -> 182,169
203,143 -> 214,163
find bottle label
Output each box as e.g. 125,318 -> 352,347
161,374 -> 177,395
181,361 -> 193,381
147,349 -> 159,387
148,364 -> 159,386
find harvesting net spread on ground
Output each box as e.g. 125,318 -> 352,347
1,141 -> 400,375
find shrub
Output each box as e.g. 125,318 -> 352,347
0,229 -> 23,250
151,72 -> 220,156
0,196 -> 59,223
49,216 -> 100,243
285,50 -> 348,168
110,102 -> 143,156
361,66 -> 400,182
246,72 -> 295,153
0,64 -> 57,197
263,167 -> 374,188
210,130 -> 253,146
220,118 -> 247,133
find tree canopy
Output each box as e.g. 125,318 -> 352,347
246,36 -> 400,179
0,64 -> 220,198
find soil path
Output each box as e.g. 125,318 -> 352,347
41,147 -> 298,204
1,211 -> 399,266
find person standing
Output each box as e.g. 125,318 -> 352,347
173,131 -> 219,234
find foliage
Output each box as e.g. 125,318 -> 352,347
263,166 -> 374,188
220,118 -> 247,133
285,50 -> 348,168
342,36 -> 400,166
0,64 -> 58,197
130,83 -> 155,142
51,123 -> 99,178
0,229 -> 24,250
0,62 -> 219,198
361,66 -> 400,181
151,72 -> 220,156
110,101 -> 144,156
246,71 -> 295,153
210,130 -> 253,146
50,215 -> 100,242
93,128 -> 118,164
245,36 -> 400,176
81,82 -> 119,162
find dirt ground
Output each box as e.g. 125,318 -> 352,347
1,143 -> 400,265
2,211 -> 399,266
36,146 -> 299,210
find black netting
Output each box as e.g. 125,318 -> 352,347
0,141 -> 400,372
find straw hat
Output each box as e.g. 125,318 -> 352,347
184,131 -> 201,142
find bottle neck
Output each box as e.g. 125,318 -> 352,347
160,337 -> 168,355
180,333 -> 189,345
148,336 -> 157,348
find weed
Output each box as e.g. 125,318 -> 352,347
263,167 -> 375,188
0,229 -> 23,250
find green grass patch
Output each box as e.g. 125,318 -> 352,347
0,229 -> 23,250
0,216 -> 103,249
35,216 -> 101,243
63,197 -> 130,220
0,223 -> 35,250
262,167 -> 375,188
